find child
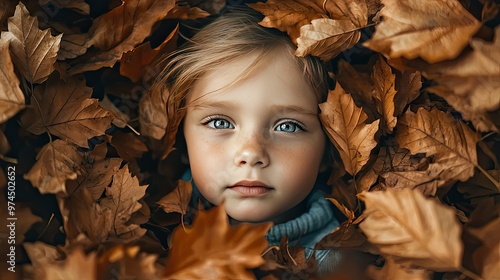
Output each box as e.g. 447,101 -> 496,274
154,7 -> 342,275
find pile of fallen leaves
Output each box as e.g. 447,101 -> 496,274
0,0 -> 499,279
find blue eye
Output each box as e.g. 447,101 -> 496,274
206,118 -> 234,129
275,121 -> 302,133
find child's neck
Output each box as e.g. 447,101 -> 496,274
228,198 -> 308,226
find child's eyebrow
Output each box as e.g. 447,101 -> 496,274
270,105 -> 318,116
190,102 -> 317,116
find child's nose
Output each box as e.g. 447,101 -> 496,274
233,132 -> 270,168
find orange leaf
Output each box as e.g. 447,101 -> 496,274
358,188 -> 463,271
319,82 -> 380,176
24,140 -> 83,194
4,2 -> 61,83
371,55 -> 398,134
96,245 -> 160,279
363,0 -> 482,63
396,108 -> 480,182
67,0 -> 176,75
157,180 -> 192,215
247,0 -> 327,44
20,74 -> 114,148
0,38 -> 24,123
164,204 -> 272,279
424,27 -> 500,132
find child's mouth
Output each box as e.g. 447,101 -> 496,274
228,180 -> 273,196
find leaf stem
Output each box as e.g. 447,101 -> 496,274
0,154 -> 18,164
31,90 -> 53,143
459,266 -> 483,280
476,164 -> 500,191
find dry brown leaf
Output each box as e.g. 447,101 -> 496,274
67,0 -> 176,75
380,163 -> 447,196
99,165 -> 148,242
0,38 -> 24,123
98,95 -> 130,128
4,2 -> 61,84
109,131 -> 148,161
319,82 -> 380,176
97,245 -> 161,280
42,247 -> 97,280
396,108 -> 480,182
157,180 -> 192,215
39,0 -> 90,15
0,128 -> 8,155
468,217 -> 500,280
19,74 -> 114,148
139,84 -> 170,140
163,204 -> 272,279
394,70 -> 422,117
23,242 -> 62,268
120,24 -> 179,83
186,0 -> 226,15
0,0 -> 17,31
367,257 -> 433,280
166,4 -> 210,19
24,140 -> 83,194
247,0 -> 327,44
58,33 -> 92,61
316,220 -> 370,251
424,27 -> 500,132
358,188 -> 463,271
371,55 -> 397,134
363,0 -> 482,63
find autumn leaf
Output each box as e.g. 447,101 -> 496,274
99,164 -> 148,242
42,247 -> 97,280
164,204 -> 272,279
120,24 -> 179,83
97,245 -> 160,280
371,55 -> 397,134
424,27 -> 500,132
393,70 -> 422,117
0,38 -> 24,123
186,0 -> 226,15
319,82 -> 380,176
139,84 -> 170,140
367,257 -> 432,280
469,217 -> 500,280
166,4 -> 211,20
364,0 -> 482,63
157,180 -> 192,215
0,0 -> 17,30
67,0 -> 176,75
24,140 -> 83,194
3,2 -> 61,84
20,74 -> 114,148
39,0 -> 90,15
247,0 -> 327,44
295,0 -> 368,60
358,188 -> 463,271
396,108 -> 480,182
109,131 -> 148,161
58,33 -> 92,61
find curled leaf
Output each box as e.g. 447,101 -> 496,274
0,38 -> 24,123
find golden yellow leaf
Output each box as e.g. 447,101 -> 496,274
396,108 -> 480,182
67,0 -> 176,75
319,82 -> 380,176
358,188 -> 463,271
164,204 -> 272,279
4,2 -> 61,83
363,0 -> 482,63
247,0 -> 327,44
19,75 -> 114,148
0,38 -> 24,123
424,27 -> 500,133
24,140 -> 83,194
157,180 -> 192,215
371,55 -> 397,134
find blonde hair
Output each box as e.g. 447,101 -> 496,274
152,7 -> 329,157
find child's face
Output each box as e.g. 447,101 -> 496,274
183,51 -> 325,223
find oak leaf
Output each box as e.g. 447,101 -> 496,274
24,140 -> 83,194
163,204 -> 272,279
424,27 -> 500,132
157,180 -> 192,215
396,108 -> 480,182
371,56 -> 397,134
20,74 -> 114,148
0,39 -> 24,123
358,188 -> 463,271
363,0 -> 482,63
4,2 -> 61,84
67,0 -> 176,75
247,0 -> 327,44
319,82 -> 380,176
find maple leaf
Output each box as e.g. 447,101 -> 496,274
371,55 -> 398,134
358,188 -> 463,271
99,165 -> 148,242
319,82 -> 380,176
67,0 -> 176,75
295,0 -> 368,60
363,0 -> 482,63
424,27 -> 500,133
247,0 -> 327,44
42,247 -> 97,280
19,74 -> 114,148
24,140 -> 83,194
120,24 -> 179,83
163,204 -> 272,279
3,2 -> 61,84
396,108 -> 480,182
0,38 -> 24,123
157,180 -> 192,215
